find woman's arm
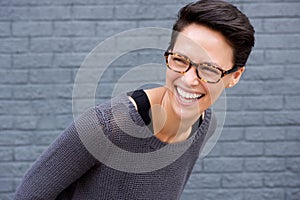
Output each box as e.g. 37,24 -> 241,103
14,108 -> 102,200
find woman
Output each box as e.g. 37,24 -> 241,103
14,0 -> 254,199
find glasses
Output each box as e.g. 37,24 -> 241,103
164,51 -> 240,83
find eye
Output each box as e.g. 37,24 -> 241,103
199,63 -> 221,76
171,55 -> 189,66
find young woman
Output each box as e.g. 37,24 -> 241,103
14,0 -> 254,199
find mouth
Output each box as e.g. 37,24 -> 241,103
176,86 -> 204,104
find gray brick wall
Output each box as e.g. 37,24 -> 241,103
0,0 -> 299,199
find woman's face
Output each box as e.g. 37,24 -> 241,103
165,23 -> 244,121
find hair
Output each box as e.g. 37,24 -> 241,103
169,0 -> 255,68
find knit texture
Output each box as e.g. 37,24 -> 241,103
14,93 -> 214,200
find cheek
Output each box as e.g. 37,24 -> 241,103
206,82 -> 226,104
165,69 -> 181,86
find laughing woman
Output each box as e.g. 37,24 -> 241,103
14,0 -> 254,199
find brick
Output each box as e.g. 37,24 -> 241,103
0,131 -> 33,145
72,6 -> 114,19
0,116 -> 14,130
285,65 -> 300,80
0,85 -> 12,99
0,0 -> 53,6
0,7 -> 29,20
264,111 -> 300,125
12,22 -> 52,37
32,131 -> 59,145
54,21 -> 96,37
203,158 -> 243,172
243,96 -> 283,111
244,189 -> 284,200
29,69 -> 72,84
226,82 -> 264,96
285,95 -> 300,110
53,84 -> 73,99
0,100 -> 32,115
36,115 -> 58,130
245,127 -> 285,141
71,38 -> 105,53
96,21 -> 137,39
13,53 -> 53,68
31,99 -> 71,115
0,148 -> 13,161
0,193 -> 15,200
137,20 -> 173,29
203,141 -> 221,158
12,85 -> 55,99
182,189 -> 243,200
243,3 -> 300,17
286,157 -> 300,173
243,65 -> 284,81
226,96 -> 243,111
57,0 -> 115,5
0,38 -> 28,53
0,70 -> 28,84
113,52 -> 141,67
95,83 -> 117,98
221,142 -> 264,156
14,146 -> 46,161
53,53 -> 86,67
286,127 -> 300,141
246,50 -> 264,65
264,142 -> 300,156
55,114 -> 73,130
0,163 -> 31,177
14,116 -> 39,130
222,173 -> 263,188
0,55 -> 11,68
264,81 -> 300,95
191,159 -> 202,173
248,19 -> 264,33
218,127 -> 244,141
0,178 -> 14,192
28,6 -> 71,20
114,0 -> 188,4
264,18 -> 300,33
185,173 -> 221,189
115,5 -> 179,20
286,189 -> 300,200
244,158 -> 285,172
225,111 -> 264,126
264,172 -> 300,187
265,50 -> 300,64
0,22 -> 10,37
115,36 -> 161,52
256,34 -> 300,49
30,38 -> 73,53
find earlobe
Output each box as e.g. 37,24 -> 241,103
226,67 -> 245,88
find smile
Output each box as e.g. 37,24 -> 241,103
176,87 -> 204,103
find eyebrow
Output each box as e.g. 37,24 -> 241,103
172,51 -> 225,70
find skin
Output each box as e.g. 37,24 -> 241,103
140,23 -> 245,143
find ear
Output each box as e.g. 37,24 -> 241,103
226,67 -> 245,88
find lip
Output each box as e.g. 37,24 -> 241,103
174,86 -> 205,106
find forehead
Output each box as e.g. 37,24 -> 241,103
172,23 -> 234,70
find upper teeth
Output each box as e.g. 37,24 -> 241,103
177,87 -> 202,99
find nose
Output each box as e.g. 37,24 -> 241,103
183,66 -> 201,86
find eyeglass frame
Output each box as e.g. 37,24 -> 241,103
164,50 -> 242,84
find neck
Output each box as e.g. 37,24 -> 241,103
145,87 -> 199,143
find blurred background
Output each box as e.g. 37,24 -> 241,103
0,0 -> 299,199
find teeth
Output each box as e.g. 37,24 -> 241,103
177,87 -> 202,100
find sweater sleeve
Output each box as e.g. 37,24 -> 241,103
14,107 -> 103,200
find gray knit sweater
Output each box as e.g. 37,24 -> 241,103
14,93 -> 214,200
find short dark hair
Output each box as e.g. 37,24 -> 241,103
169,0 -> 255,68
